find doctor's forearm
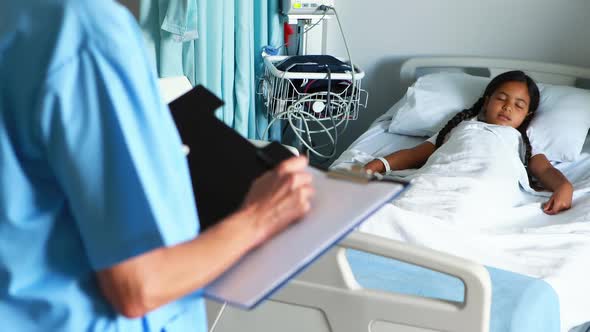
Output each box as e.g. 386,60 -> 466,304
97,206 -> 261,318
98,156 -> 313,318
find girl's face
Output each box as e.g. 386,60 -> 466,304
482,81 -> 531,129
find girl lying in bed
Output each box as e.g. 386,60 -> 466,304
364,70 -> 573,215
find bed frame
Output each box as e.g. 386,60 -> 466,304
206,57 -> 590,332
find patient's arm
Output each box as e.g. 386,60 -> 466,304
528,154 -> 573,215
364,141 -> 435,174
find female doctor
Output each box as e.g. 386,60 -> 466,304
0,1 -> 313,331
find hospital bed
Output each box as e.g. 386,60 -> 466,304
201,57 -> 590,332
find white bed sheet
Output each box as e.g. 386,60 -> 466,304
332,119 -> 590,332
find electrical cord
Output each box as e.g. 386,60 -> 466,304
302,5 -> 356,160
301,9 -> 328,36
260,74 -> 352,158
286,92 -> 349,133
269,7 -> 328,57
261,67 -> 343,159
261,107 -> 337,159
208,302 -> 227,332
295,24 -> 302,55
288,109 -> 336,158
328,5 -> 356,140
303,66 -> 338,158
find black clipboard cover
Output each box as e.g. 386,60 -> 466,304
168,85 -> 294,230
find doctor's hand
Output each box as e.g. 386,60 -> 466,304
241,156 -> 314,248
542,182 -> 573,215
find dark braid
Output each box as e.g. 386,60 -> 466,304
435,98 -> 484,148
518,117 -> 534,166
517,116 -> 539,188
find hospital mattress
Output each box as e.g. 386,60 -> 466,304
347,249 -> 560,332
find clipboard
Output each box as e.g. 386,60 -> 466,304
169,85 -> 295,230
204,166 -> 407,309
168,85 -> 408,309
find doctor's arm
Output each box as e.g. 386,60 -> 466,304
364,141 -> 436,174
528,154 -> 573,215
97,156 -> 314,318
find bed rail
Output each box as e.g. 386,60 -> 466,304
270,231 -> 491,332
400,56 -> 590,88
208,231 -> 491,332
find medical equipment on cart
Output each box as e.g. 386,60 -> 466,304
261,5 -> 368,159
282,0 -> 335,16
260,55 -> 367,158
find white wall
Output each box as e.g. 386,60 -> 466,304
324,0 -> 590,157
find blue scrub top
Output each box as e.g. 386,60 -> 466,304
0,1 -> 207,331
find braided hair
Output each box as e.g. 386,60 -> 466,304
435,71 -> 540,181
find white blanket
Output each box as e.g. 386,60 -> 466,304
334,122 -> 590,331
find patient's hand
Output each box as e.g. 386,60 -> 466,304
542,182 -> 573,215
364,159 -> 385,174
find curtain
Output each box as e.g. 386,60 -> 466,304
139,0 -> 282,140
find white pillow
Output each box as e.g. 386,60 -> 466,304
529,84 -> 590,161
388,72 -> 489,137
388,72 -> 590,162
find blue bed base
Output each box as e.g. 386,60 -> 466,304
346,249 -> 560,332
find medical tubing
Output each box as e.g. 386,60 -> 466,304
284,77 -> 354,135
208,302 -> 227,332
263,62 -> 341,156
289,113 -> 335,159
286,92 -> 349,133
261,105 -> 339,159
301,113 -> 314,157
301,8 -> 329,36
271,86 -> 344,157
298,4 -> 350,133
287,110 -> 336,158
300,108 -> 338,159
324,5 -> 356,126
304,66 -> 339,158
299,5 -> 355,150
291,67 -> 338,158
323,66 -> 339,156
284,107 -> 337,152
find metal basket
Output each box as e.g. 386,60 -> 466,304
260,55 -> 368,122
